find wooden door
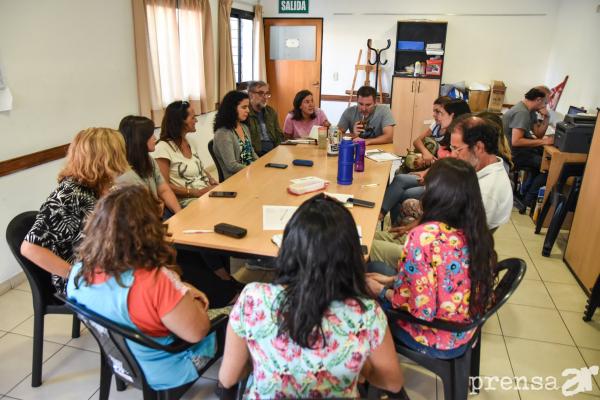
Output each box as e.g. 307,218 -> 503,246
411,79 -> 440,140
391,77 -> 416,155
264,18 -> 323,127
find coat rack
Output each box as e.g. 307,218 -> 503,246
367,39 -> 391,100
346,39 -> 392,106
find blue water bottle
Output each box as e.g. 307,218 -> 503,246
337,137 -> 357,185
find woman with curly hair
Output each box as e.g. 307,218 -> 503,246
213,90 -> 258,180
67,185 -> 216,390
21,127 -> 131,293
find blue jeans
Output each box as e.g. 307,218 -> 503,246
367,261 -> 397,276
381,174 -> 424,223
391,322 -> 469,360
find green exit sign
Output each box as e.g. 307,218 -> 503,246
279,0 -> 309,13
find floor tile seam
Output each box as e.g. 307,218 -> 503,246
497,307 -> 524,400
62,343 -> 101,355
578,345 -> 600,352
500,333 -> 576,347
87,388 -> 100,400
555,307 -> 599,352
3,315 -> 34,333
501,301 -> 569,313
3,329 -> 74,347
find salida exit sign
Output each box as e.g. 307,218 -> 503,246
279,0 -> 309,13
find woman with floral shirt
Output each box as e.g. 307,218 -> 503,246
218,194 -> 404,398
367,158 -> 497,359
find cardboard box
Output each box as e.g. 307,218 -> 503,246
487,80 -> 506,112
468,90 -> 490,112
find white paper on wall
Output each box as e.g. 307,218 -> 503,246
0,87 -> 13,112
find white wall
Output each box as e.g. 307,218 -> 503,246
544,0 -> 600,115
0,0 -> 259,284
261,0 -> 563,109
0,0 -> 140,283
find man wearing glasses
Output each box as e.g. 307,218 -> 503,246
450,115 -> 513,229
502,86 -> 553,211
245,81 -> 284,156
370,115 -> 512,268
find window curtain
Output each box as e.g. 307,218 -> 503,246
253,4 -> 267,81
132,0 -> 216,124
179,0 -> 216,113
218,0 -> 235,98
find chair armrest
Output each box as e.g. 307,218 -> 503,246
384,308 -> 478,333
208,314 -> 229,334
56,292 -> 230,354
157,314 -> 229,354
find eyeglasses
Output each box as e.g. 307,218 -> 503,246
450,144 -> 469,154
251,91 -> 272,98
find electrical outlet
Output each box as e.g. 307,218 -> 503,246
333,72 -> 339,81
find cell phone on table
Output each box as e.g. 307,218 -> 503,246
292,159 -> 314,167
349,198 -> 375,208
208,191 -> 237,198
265,163 -> 288,169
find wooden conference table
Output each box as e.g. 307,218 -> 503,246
167,143 -> 397,258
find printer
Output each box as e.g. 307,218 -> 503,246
554,114 -> 597,153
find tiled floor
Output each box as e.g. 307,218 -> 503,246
0,210 -> 598,399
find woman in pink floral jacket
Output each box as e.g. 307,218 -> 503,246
367,158 -> 497,359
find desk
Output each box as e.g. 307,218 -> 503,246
538,145 -> 587,228
167,144 -> 396,258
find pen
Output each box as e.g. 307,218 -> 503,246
361,183 -> 379,188
183,229 -> 214,234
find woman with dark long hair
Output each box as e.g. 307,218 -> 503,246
154,101 -> 218,207
218,195 -> 404,398
379,100 -> 471,224
67,185 -> 216,390
213,90 -> 258,180
367,158 -> 496,358
117,115 -> 181,214
283,89 -> 330,138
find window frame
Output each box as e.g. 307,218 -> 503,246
230,8 -> 255,83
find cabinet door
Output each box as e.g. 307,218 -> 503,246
391,77 -> 416,155
411,79 -> 441,141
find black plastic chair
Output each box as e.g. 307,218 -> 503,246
58,294 -> 228,400
208,139 -> 225,183
5,211 -> 81,387
534,162 -> 585,257
385,258 -> 526,400
584,275 -> 600,322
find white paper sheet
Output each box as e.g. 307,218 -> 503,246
365,151 -> 402,162
0,88 -> 13,112
324,192 -> 353,203
263,205 -> 298,230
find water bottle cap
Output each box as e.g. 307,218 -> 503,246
342,136 -> 353,141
